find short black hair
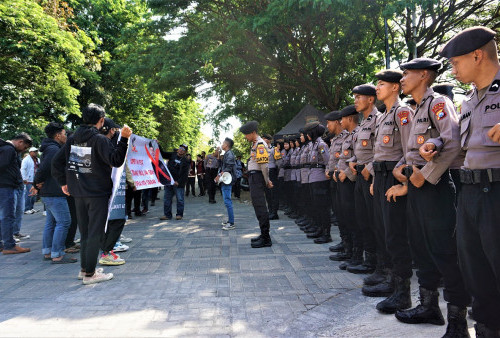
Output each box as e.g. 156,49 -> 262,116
44,122 -> 65,139
12,132 -> 32,146
82,103 -> 106,125
224,137 -> 234,148
262,134 -> 272,140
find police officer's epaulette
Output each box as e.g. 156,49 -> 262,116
489,79 -> 500,92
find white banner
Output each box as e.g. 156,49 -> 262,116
127,134 -> 173,190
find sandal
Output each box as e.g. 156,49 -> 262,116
52,256 -> 78,264
43,256 -> 52,261
65,246 -> 80,254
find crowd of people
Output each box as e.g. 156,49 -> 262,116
0,25 -> 499,337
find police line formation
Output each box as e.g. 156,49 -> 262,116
238,26 -> 500,338
0,25 -> 499,338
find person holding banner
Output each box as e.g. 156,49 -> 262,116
159,144 -> 190,221
216,138 -> 236,230
52,104 -> 131,285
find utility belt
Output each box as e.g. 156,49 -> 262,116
355,164 -> 365,173
373,161 -> 398,176
248,170 -> 262,175
460,168 -> 500,185
403,165 -> 423,179
283,165 -> 291,169
309,164 -> 326,169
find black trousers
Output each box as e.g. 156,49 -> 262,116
407,171 -> 470,307
339,179 -> 362,249
310,180 -> 331,231
186,177 -> 196,196
284,180 -> 293,208
249,172 -> 270,237
354,174 -> 376,254
126,186 -> 141,214
74,196 -> 109,276
450,169 -> 462,207
373,171 -> 412,278
65,196 -> 78,248
278,177 -> 285,208
269,168 -> 279,215
101,218 -> 126,253
206,168 -> 218,201
457,181 -> 500,329
233,177 -> 241,198
197,175 -> 205,196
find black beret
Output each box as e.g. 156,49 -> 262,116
375,69 -> 403,83
352,84 -> 376,96
406,98 -> 417,106
439,26 -> 496,59
239,121 -> 259,135
262,133 -> 272,140
339,105 -> 358,117
303,120 -> 320,131
400,57 -> 441,71
325,110 -> 342,121
433,83 -> 455,100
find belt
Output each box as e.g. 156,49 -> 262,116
355,164 -> 365,173
373,161 -> 398,172
460,168 -> 500,185
284,165 -> 291,169
248,170 -> 262,175
310,164 -> 326,169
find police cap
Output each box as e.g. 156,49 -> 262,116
433,83 -> 455,101
375,69 -> 403,83
439,26 -> 496,59
340,105 -> 358,117
239,121 -> 259,135
352,84 -> 376,96
325,111 -> 342,121
400,58 -> 442,71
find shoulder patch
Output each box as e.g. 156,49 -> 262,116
432,102 -> 447,121
490,79 -> 500,92
397,110 -> 410,125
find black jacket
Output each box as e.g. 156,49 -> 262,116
52,125 -> 128,198
34,138 -> 65,197
160,149 -> 190,188
0,139 -> 23,189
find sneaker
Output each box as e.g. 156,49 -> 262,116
176,215 -> 183,220
82,270 -> 114,285
24,210 -> 34,215
119,235 -> 132,243
222,223 -> 235,231
75,238 -> 81,244
42,211 -> 47,216
113,242 -> 129,252
159,215 -> 171,221
31,209 -> 40,213
99,251 -> 125,265
14,233 -> 30,240
78,268 -> 103,280
14,238 -> 20,243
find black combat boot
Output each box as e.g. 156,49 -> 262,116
363,267 -> 387,286
295,216 -> 307,224
288,212 -> 300,219
329,241 -> 344,253
395,287 -> 445,325
251,234 -> 272,248
329,243 -> 352,261
347,251 -> 377,274
474,323 -> 500,338
251,235 -> 261,242
340,247 -> 363,270
442,304 -> 470,338
376,276 -> 411,314
362,272 -> 394,297
306,227 -> 323,239
314,225 -> 332,244
304,224 -> 318,233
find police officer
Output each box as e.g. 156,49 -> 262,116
277,137 -> 287,211
297,129 -> 313,232
362,70 -> 413,313
336,105 -> 363,270
204,148 -> 220,204
239,121 -> 274,248
437,26 -> 500,337
283,137 -> 295,216
325,112 -> 350,259
388,58 -> 470,336
306,122 -> 332,244
262,134 -> 279,220
347,84 -> 378,275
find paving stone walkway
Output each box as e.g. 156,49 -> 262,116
0,191 -> 474,337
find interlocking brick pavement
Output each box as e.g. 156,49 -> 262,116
0,191 -> 474,337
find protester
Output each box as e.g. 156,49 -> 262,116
217,138 -> 236,230
233,155 -> 243,199
196,154 -> 206,196
0,133 -> 33,254
205,148 -> 220,203
21,147 -> 39,214
186,154 -> 196,196
52,104 -> 131,285
159,144 -> 190,221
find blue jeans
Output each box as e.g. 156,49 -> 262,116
42,197 -> 71,258
24,183 -> 36,211
163,185 -> 185,218
13,187 -> 24,235
221,184 -> 234,224
0,187 -> 17,249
